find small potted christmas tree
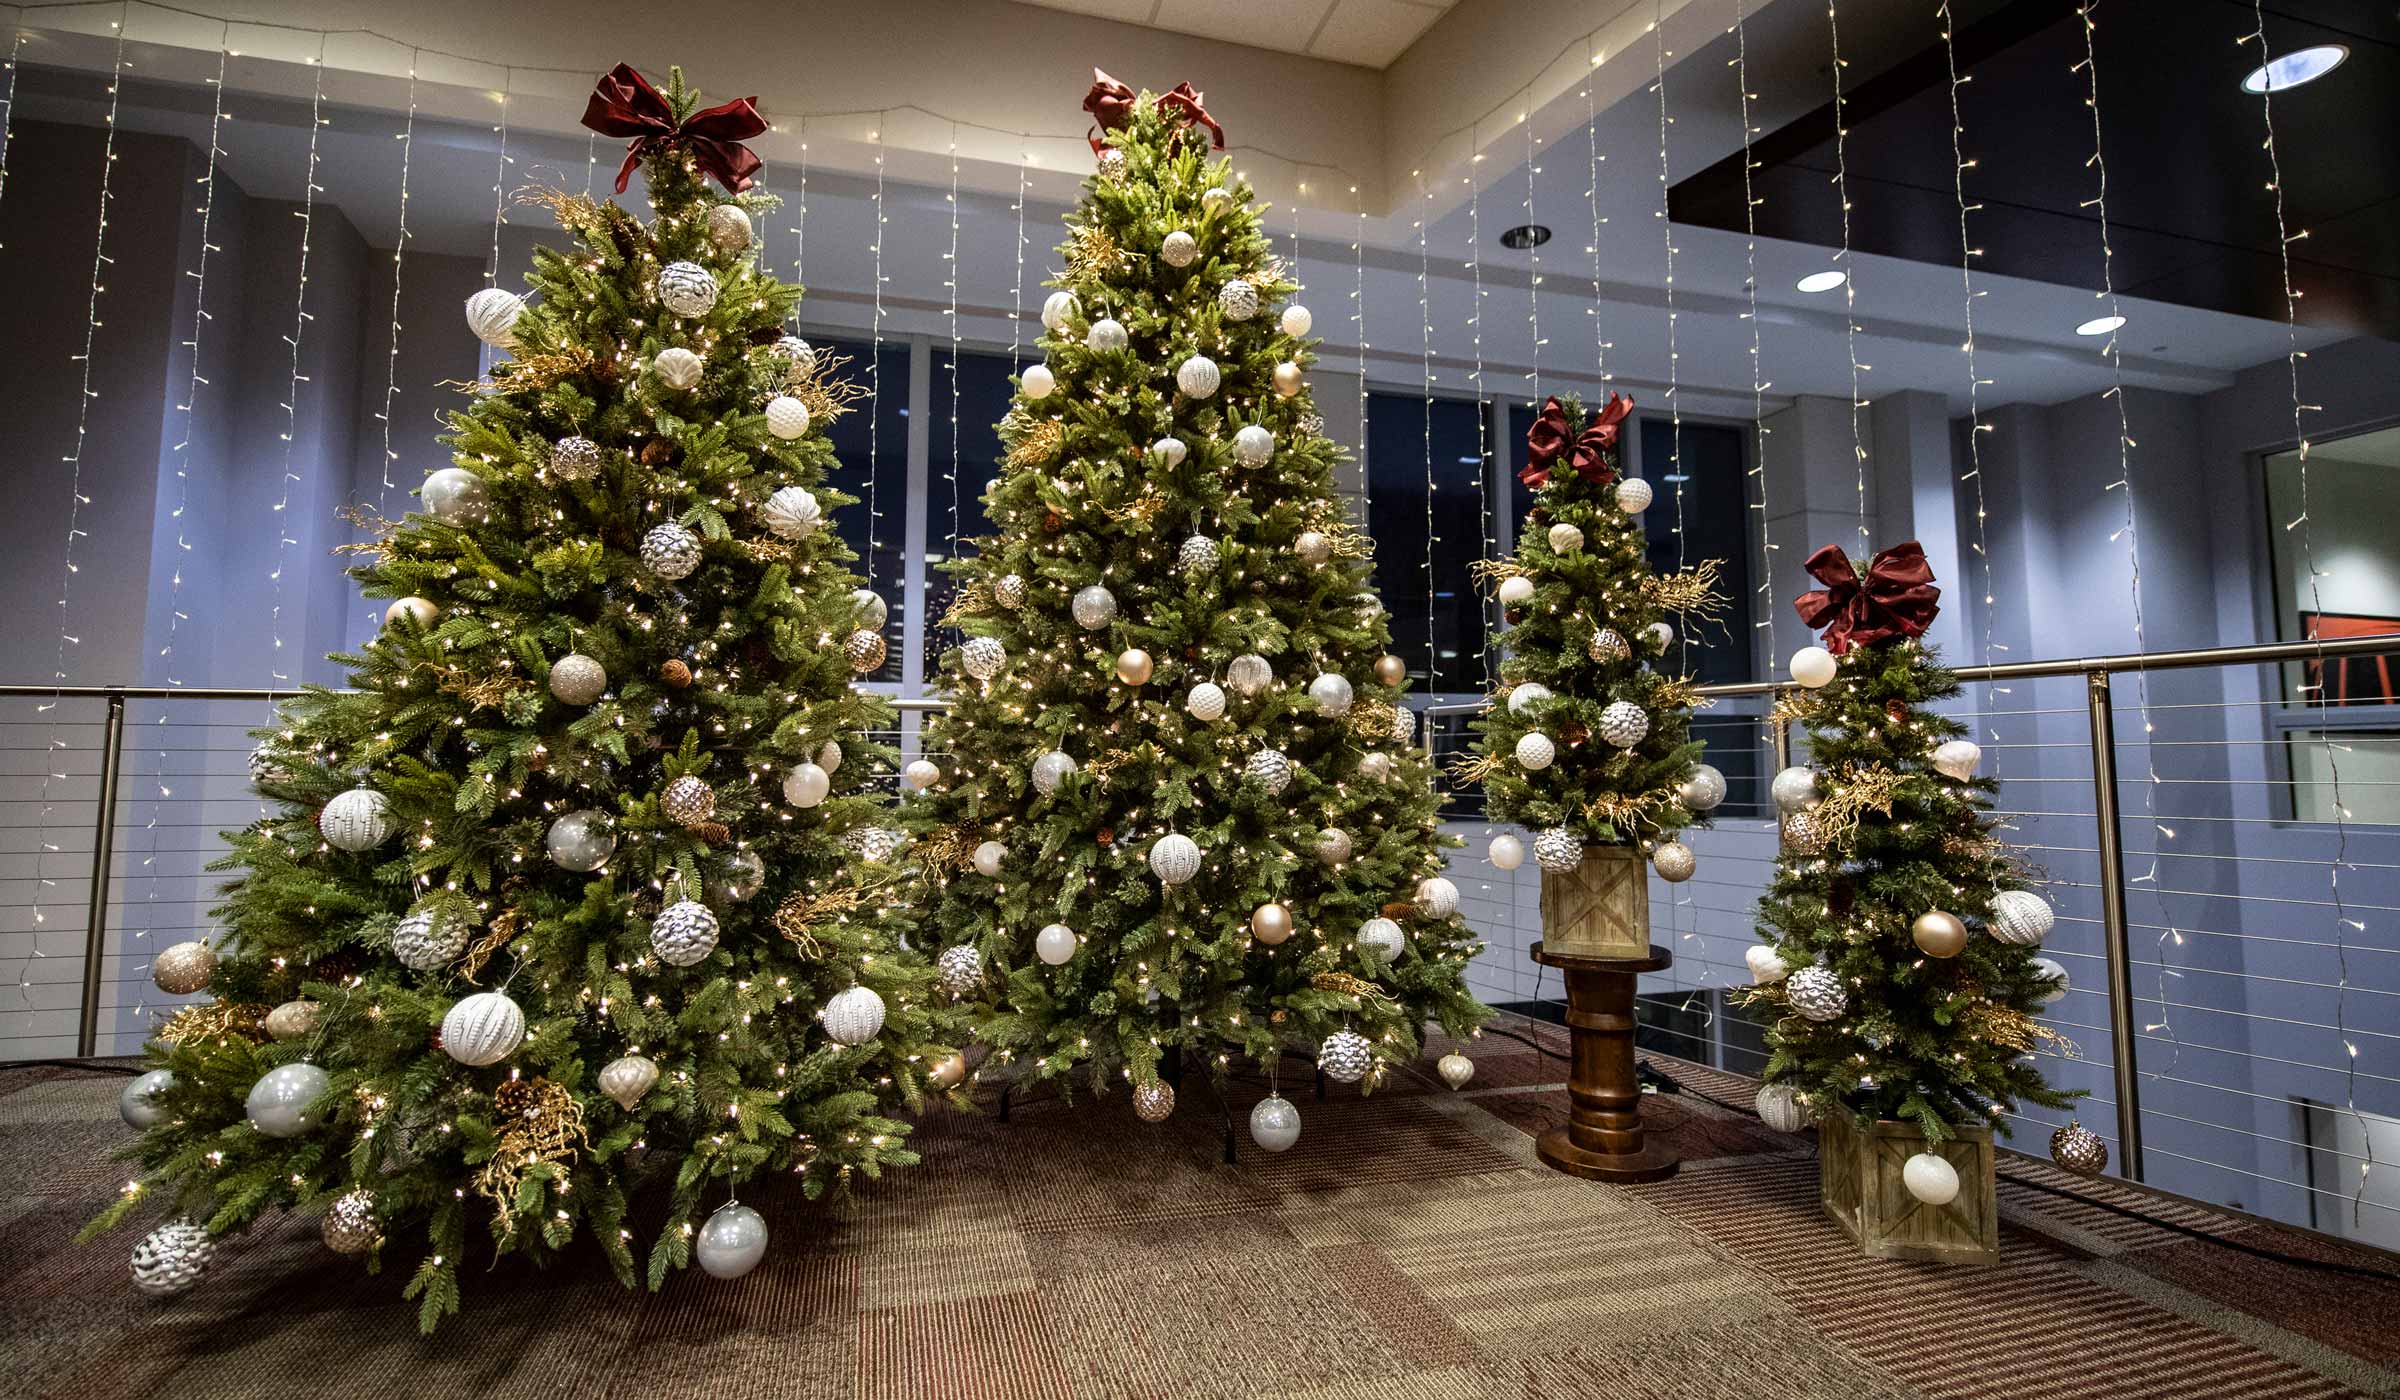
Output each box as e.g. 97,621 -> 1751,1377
1745,542 -> 2077,1263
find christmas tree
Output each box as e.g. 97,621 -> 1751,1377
905,73 -> 1488,1136
1744,542 -> 2075,1157
86,66 -> 957,1327
1469,394 -> 1724,882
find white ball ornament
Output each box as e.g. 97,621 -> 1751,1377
1019,364 -> 1056,399
1615,478 -> 1654,514
1770,766 -> 1819,812
1790,645 -> 1839,689
1489,833 -> 1525,870
151,940 -> 216,995
695,1203 -> 769,1281
1185,682 -> 1226,721
1745,945 -> 1791,984
1085,317 -> 1128,352
1317,1030 -> 1374,1083
1160,230 -> 1197,267
121,1069 -> 175,1129
1357,751 -> 1396,782
1438,1054 -> 1476,1089
1149,833 -> 1202,886
549,652 -> 608,706
1506,682 -> 1552,715
1548,523 -> 1585,553
392,905 -> 473,971
1534,827 -> 1584,873
599,1055 -> 660,1111
971,841 -> 1007,878
1226,653 -> 1274,696
464,287 -> 523,348
1152,436 -> 1189,468
1644,621 -> 1675,651
960,636 -> 1007,681
651,900 -> 721,967
1071,584 -> 1118,630
1176,355 -> 1221,399
439,991 -> 525,1068
246,1061 -> 331,1137
320,789 -> 395,852
1515,732 -> 1557,771
821,985 -> 887,1045
1294,530 -> 1332,566
1903,1152 -> 1962,1206
1416,877 -> 1460,919
1035,923 -> 1078,965
1280,303 -> 1313,337
1933,740 -> 1983,781
383,597 -> 439,634
1308,673 -> 1354,717
1989,889 -> 2055,946
1755,1083 -> 1810,1133
1203,185 -> 1230,211
762,486 -> 822,540
765,395 -> 812,440
2029,957 -> 2070,1006
936,944 -> 984,997
1233,424 -> 1274,467
1314,828 -> 1353,865
853,587 -> 890,631
706,202 -> 752,251
1040,289 -> 1079,332
1031,750 -> 1078,795
1218,277 -> 1259,320
653,346 -> 704,391
904,759 -> 941,791
641,522 -> 703,580
656,260 -> 719,317
421,467 -> 489,525
1680,764 -> 1727,812
1244,748 -> 1293,795
1599,701 -> 1650,748
1652,841 -> 1697,883
1249,1095 -> 1302,1152
817,741 -> 845,775
1497,575 -> 1536,606
782,762 -> 831,808
131,1218 -> 217,1298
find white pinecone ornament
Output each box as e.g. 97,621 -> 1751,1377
960,636 -> 1006,681
1784,965 -> 1848,1022
651,899 -> 720,967
661,775 -> 716,826
321,1190 -> 381,1256
657,261 -> 719,317
1178,535 -> 1220,573
1598,701 -> 1650,748
1244,748 -> 1293,796
131,1218 -> 217,1298
762,486 -> 822,540
1218,278 -> 1260,320
641,523 -> 702,580
1587,628 -> 1630,664
1317,1030 -> 1374,1084
1533,826 -> 1583,873
392,905 -> 474,972
936,944 -> 984,997
549,435 -> 603,481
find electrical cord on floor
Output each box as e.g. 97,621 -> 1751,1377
1637,1056 -> 2400,1287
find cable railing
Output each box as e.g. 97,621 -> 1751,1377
3,631 -> 2396,1246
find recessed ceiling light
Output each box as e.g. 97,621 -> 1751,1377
1499,224 -> 1551,249
2076,314 -> 2127,336
2242,45 -> 2347,94
1796,270 -> 1846,293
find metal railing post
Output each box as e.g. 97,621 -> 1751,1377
2084,669 -> 2145,1181
75,692 -> 129,1058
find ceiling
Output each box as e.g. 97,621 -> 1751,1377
1007,0 -> 1460,69
1669,0 -> 2400,339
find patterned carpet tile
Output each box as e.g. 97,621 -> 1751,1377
1470,1087 -> 1800,1166
2118,1232 -> 2400,1371
1231,1095 -> 1524,1195
990,1096 -> 1277,1237
1507,1314 -> 1924,1400
1994,1157 -> 2252,1253
859,1290 -> 1075,1400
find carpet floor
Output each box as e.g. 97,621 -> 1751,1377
5,1034 -> 2396,1399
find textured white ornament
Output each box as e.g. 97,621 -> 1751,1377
1534,826 -> 1583,873
1754,1083 -> 1810,1133
1506,682 -> 1552,715
1790,646 -> 1839,689
960,636 -> 1007,681
1680,764 -> 1727,812
1293,530 -> 1332,566
440,991 -> 525,1067
696,1203 -> 769,1280
1903,1152 -> 1962,1206
1031,750 -> 1079,794
1160,230 -> 1197,267
765,395 -> 812,440
1218,278 -> 1259,320
1035,923 -> 1078,965
1989,889 -> 2055,946
549,435 -> 603,481
1308,673 -> 1354,717
1652,841 -> 1697,883
775,335 -> 817,379
1314,828 -> 1353,865
1392,705 -> 1416,744
845,629 -> 889,674
904,759 -> 941,791
1415,877 -> 1460,920
246,1062 -> 331,1137
392,905 -> 473,971
1497,575 -> 1536,606
1226,653 -> 1274,696
1515,732 -> 1557,771
1233,424 -> 1274,467
2029,957 -> 2070,1006
1152,436 -> 1189,467
1040,289 -> 1079,332
131,1218 -> 217,1298
1615,478 -> 1653,514
971,840 -> 1008,877
706,202 -> 752,251
993,574 -> 1028,609
421,467 -> 489,525
661,775 -> 716,826
1932,740 -> 1983,781
1085,317 -> 1128,352
1202,185 -> 1230,211
1178,534 -> 1220,574
464,287 -> 524,348
1185,682 -> 1227,721
1784,965 -> 1848,1021
600,1055 -> 660,1110
1437,1054 -> 1476,1090
320,789 -> 395,851
651,900 -> 721,967
762,486 -> 822,540
1357,751 -> 1395,782
1489,833 -> 1525,870
1248,1095 -> 1301,1152
549,652 -> 608,706
121,1069 -> 175,1129
1243,748 -> 1292,795
1280,303 -> 1313,337
1598,701 -> 1650,748
1587,628 -> 1630,664
818,741 -> 845,775
1548,522 -> 1585,553
1071,584 -> 1118,630
936,944 -> 984,997
247,742 -> 291,790
821,985 -> 887,1045
1745,945 -> 1792,984
1644,621 -> 1676,651
656,261 -> 719,317
1020,364 -> 1056,399
1176,355 -> 1221,398
1149,833 -> 1202,885
653,346 -> 704,391
151,940 -> 216,995
641,523 -> 702,580
1317,1030 -> 1374,1083
1771,766 -> 1819,811
782,762 -> 831,808
321,1190 -> 380,1256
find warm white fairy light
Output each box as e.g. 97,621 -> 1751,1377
1651,4 -> 1687,595
1582,46 -> 1613,385
868,119 -> 887,596
0,28 -> 24,222
1522,100 -> 1542,408
1936,3 -> 2004,708
1465,139 -> 1489,689
1730,3 -> 1778,660
583,128 -> 597,200
1825,0 -> 1868,541
375,54 -> 419,514
944,124 -> 962,637
1417,171 -> 1438,690
1009,154 -> 1029,368
1352,188 -> 1368,500
485,72 -> 512,291
793,123 -> 808,298
266,39 -> 330,684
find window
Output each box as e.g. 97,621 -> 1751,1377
1365,391 -> 1496,696
808,336 -> 909,684
924,348 -> 1020,672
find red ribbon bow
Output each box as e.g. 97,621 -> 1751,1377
1155,81 -> 1225,149
1794,541 -> 1942,655
1084,68 -> 1136,154
582,63 -> 767,195
1518,393 -> 1633,489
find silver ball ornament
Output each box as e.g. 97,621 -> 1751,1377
782,762 -> 831,808
994,574 -> 1028,609
762,487 -> 822,540
1679,764 -> 1727,812
549,435 -> 603,481
1615,477 -> 1653,513
1755,1083 -> 1810,1133
1178,534 -> 1220,574
1176,355 -> 1220,398
1989,889 -> 2055,946
695,1203 -> 769,1280
1160,230 -> 1197,267
246,1061 -> 332,1137
1040,289 -> 1079,332
1072,584 -> 1118,630
1514,732 -> 1556,771
1507,682 -> 1551,715
765,395 -> 812,440
1085,317 -> 1128,352
1248,1095 -> 1301,1151
392,904 -> 474,971
709,850 -> 766,904
1031,750 -> 1078,795
1233,424 -> 1274,467
1587,628 -> 1630,663
1243,748 -> 1292,796
1019,364 -> 1057,399
120,1069 -> 175,1129
1152,436 -> 1189,467
1489,833 -> 1525,870
549,652 -> 608,706
1226,653 -> 1274,696
1355,917 -> 1405,963
1280,303 -> 1313,337
971,841 -> 1007,877
961,636 -> 1007,681
1308,673 -> 1353,717
1771,766 -> 1819,812
319,788 -> 395,851
1149,833 -> 1202,885
821,985 -> 887,1045
421,467 -> 489,526
1218,277 -> 1259,320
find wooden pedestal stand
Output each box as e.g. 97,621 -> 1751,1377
1528,941 -> 1678,1183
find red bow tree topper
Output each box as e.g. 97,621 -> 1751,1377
1793,541 -> 1942,655
582,63 -> 767,195
1518,393 -> 1633,490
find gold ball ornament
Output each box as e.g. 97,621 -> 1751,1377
845,629 -> 888,673
1372,654 -> 1407,687
384,596 -> 438,630
706,202 -> 753,251
1272,361 -> 1303,397
1115,648 -> 1154,685
1133,1080 -> 1175,1123
1251,902 -> 1294,945
928,1052 -> 969,1090
1911,910 -> 1969,958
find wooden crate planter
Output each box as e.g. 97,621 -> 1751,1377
1538,844 -> 1650,959
1818,1109 -> 1999,1263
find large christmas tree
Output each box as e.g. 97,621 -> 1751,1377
1469,394 -> 1723,879
1745,542 -> 2075,1151
906,73 -> 1488,1135
87,66 -> 956,1327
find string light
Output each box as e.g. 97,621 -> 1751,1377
792,122 -> 807,303
1936,3 -> 2005,730
0,28 -> 24,226
1352,187 -> 1368,534
1825,0 -> 1868,541
943,122 -> 962,653
1651,0 -> 1694,965
1730,3 -> 1777,662
266,36 -> 330,685
1417,170 -> 1437,691
1464,137 -> 1488,690
869,119 -> 887,599
1583,43 -> 1612,385
375,53 -> 419,518
1009,151 -> 1029,370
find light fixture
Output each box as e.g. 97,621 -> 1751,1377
2242,45 -> 2347,94
1796,270 -> 1846,293
1499,224 -> 1551,249
2075,314 -> 2126,337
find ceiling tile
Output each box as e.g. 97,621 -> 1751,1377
1013,0 -> 1163,25
1308,0 -> 1450,69
1157,0 -> 1338,57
